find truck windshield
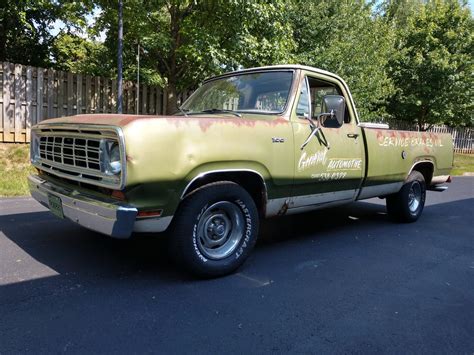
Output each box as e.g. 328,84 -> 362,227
181,71 -> 293,116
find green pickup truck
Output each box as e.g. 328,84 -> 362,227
29,65 -> 453,277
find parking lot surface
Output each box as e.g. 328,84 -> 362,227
1,177 -> 473,353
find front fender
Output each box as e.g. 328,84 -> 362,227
179,161 -> 272,199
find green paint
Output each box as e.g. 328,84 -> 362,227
31,65 -> 454,220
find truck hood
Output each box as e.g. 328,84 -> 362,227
35,113 -> 288,132
36,114 -> 184,127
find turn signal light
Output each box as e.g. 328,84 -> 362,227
137,210 -> 163,218
111,190 -> 126,200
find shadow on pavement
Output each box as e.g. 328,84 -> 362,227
0,197 -> 473,353
0,197 -> 470,286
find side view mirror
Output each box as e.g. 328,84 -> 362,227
321,95 -> 345,127
300,94 -> 345,150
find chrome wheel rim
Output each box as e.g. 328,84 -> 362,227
408,181 -> 422,213
196,201 -> 244,260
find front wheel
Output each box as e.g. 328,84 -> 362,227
170,182 -> 259,278
386,171 -> 426,223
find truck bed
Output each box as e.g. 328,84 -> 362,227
357,127 -> 453,199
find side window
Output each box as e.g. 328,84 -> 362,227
307,77 -> 350,126
311,86 -> 338,119
296,78 -> 310,118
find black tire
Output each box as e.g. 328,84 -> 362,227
386,171 -> 426,223
170,181 -> 259,278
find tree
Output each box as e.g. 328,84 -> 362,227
289,0 -> 397,121
51,33 -> 108,75
0,0 -> 92,67
386,0 -> 473,129
95,0 -> 295,114
117,0 -> 124,113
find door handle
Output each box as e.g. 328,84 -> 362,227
347,133 -> 359,139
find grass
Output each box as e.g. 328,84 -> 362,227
0,144 -> 473,197
0,143 -> 36,197
451,153 -> 474,176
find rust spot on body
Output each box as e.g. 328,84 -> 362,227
277,199 -> 290,216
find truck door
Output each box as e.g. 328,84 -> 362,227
290,73 -> 365,209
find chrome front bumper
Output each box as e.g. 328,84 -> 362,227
28,174 -> 138,239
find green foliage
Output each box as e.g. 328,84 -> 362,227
179,1 -> 295,89
0,0 -> 56,66
0,0 -> 93,67
1,0 -> 472,126
91,0 -> 164,84
289,0 -> 397,121
386,0 -> 474,129
93,0 -> 295,112
51,33 -> 109,76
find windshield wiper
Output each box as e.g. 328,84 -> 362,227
176,106 -> 189,117
199,108 -> 242,118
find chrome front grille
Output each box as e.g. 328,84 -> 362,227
39,136 -> 102,171
32,125 -> 125,189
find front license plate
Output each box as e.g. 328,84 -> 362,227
48,194 -> 64,219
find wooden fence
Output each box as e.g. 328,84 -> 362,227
0,61 -> 166,143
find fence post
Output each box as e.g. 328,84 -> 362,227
102,77 -> 108,113
94,76 -> 100,113
76,74 -> 82,115
149,87 -> 155,115
2,62 -> 13,142
163,88 -> 167,116
85,75 -> 91,113
67,72 -> 73,116
47,68 -> 55,118
142,84 -> 147,114
111,79 -> 117,113
58,71 -> 64,118
36,67 -> 43,125
26,66 -> 33,142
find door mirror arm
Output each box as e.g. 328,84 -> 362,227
300,125 -> 320,150
300,113 -> 336,150
300,112 -> 333,150
302,112 -> 316,129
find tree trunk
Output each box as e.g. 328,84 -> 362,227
418,106 -> 428,131
166,80 -> 178,115
165,4 -> 180,115
117,0 -> 124,114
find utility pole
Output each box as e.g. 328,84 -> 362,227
136,42 -> 140,115
117,0 -> 123,114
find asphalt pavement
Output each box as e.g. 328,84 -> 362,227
0,177 -> 473,354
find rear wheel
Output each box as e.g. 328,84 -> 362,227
386,171 -> 426,223
170,181 -> 259,278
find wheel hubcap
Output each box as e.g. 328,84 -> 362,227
197,201 -> 245,260
408,181 -> 422,213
